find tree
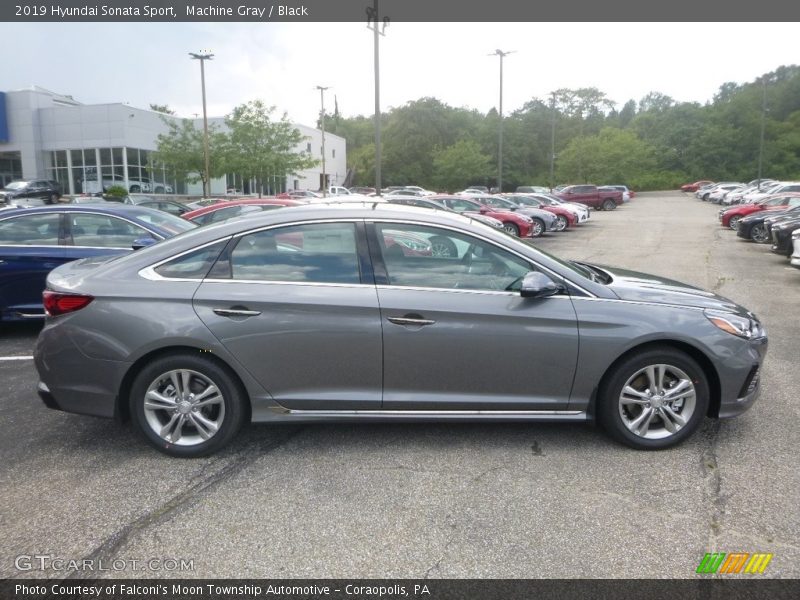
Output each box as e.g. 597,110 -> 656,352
432,140 -> 492,192
149,104 -> 175,115
151,118 -> 226,194
224,100 -> 317,195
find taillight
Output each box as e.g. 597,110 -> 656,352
42,291 -> 94,316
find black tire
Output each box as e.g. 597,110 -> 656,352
129,185 -> 141,193
597,347 -> 709,450
702,193 -> 710,201
46,193 -> 59,205
129,353 -> 248,457
503,222 -> 520,237
602,199 -> 616,211
750,224 -> 770,243
429,235 -> 458,257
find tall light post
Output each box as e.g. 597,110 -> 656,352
189,51 -> 213,198
367,0 -> 389,196
316,85 -> 330,197
489,49 -> 514,193
549,91 -> 557,190
757,78 -> 767,191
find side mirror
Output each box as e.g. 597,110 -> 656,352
479,206 -> 489,214
132,237 -> 157,251
520,271 -> 563,299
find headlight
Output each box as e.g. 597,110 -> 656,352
704,309 -> 764,339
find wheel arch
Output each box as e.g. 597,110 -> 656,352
115,345 -> 252,424
592,339 -> 722,419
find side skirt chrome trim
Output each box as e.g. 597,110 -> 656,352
276,409 -> 586,420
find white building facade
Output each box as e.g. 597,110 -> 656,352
0,86 -> 347,196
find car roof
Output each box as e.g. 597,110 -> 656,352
183,198 -> 304,219
0,204 -> 169,218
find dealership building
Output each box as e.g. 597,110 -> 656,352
0,86 -> 347,196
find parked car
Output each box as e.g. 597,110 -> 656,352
599,185 -> 635,203
401,185 -> 436,196
790,230 -> 800,268
515,186 -> 550,194
0,205 -> 195,321
183,198 -> 304,225
33,203 -> 768,457
553,185 -> 623,211
0,179 -> 62,205
737,203 -> 800,243
511,193 -> 591,224
680,180 -> 714,192
708,184 -> 745,204
185,198 -> 229,211
488,194 -> 577,231
769,214 -> 800,257
328,186 -> 352,196
385,196 -> 504,233
720,194 -> 800,229
116,195 -> 190,216
745,182 -> 800,204
428,195 -> 541,237
348,187 -> 376,195
697,182 -> 741,202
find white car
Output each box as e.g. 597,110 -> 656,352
747,182 -> 800,204
790,229 -> 800,268
327,186 -> 352,196
402,185 -> 436,196
708,184 -> 745,204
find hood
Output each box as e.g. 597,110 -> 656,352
517,207 -> 556,222
585,263 -> 754,318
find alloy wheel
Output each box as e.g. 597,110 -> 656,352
142,369 -> 225,446
617,364 -> 696,440
751,224 -> 770,243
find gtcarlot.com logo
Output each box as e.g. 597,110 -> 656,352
696,552 -> 773,574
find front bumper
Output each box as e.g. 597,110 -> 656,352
717,334 -> 768,419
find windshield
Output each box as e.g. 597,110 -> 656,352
135,210 -> 197,235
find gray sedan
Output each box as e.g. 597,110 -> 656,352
34,203 -> 767,457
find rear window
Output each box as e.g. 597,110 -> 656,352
154,240 -> 228,279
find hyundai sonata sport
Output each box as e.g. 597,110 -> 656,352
34,203 -> 768,457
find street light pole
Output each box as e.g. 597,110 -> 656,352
550,92 -> 557,190
189,51 -> 214,198
757,78 -> 767,191
367,0 -> 388,196
490,49 -> 514,193
316,86 -> 330,197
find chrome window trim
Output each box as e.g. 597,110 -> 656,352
202,279 -> 373,289
367,218 -> 597,297
138,236 -> 233,281
376,284 -> 571,299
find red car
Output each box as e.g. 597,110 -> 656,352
681,180 -> 714,192
428,195 -> 540,237
182,198 -> 305,225
720,194 -> 800,229
497,193 -> 578,230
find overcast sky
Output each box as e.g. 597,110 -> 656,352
2,22 -> 797,127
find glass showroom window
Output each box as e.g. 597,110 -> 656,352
48,150 -> 70,193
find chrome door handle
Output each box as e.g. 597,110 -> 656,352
213,308 -> 262,317
387,316 -> 436,326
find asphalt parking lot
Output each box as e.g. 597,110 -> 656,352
1,191 -> 798,579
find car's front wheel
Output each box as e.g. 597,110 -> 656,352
503,222 -> 520,236
602,199 -> 617,211
597,347 -> 709,449
554,215 -> 568,231
130,354 -> 247,457
750,224 -> 770,243
728,215 -> 742,231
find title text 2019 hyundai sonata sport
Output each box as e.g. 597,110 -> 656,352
34,204 -> 768,457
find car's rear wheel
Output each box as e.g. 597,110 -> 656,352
750,224 -> 770,243
430,236 -> 457,257
47,193 -> 59,205
554,215 -> 568,231
728,215 -> 742,230
130,354 -> 247,457
597,347 -> 709,450
602,199 -> 616,211
503,222 -> 520,236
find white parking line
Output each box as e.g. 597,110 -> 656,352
0,356 -> 34,361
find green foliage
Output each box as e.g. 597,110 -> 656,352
104,185 -> 128,198
556,128 -> 658,186
149,104 -> 175,115
224,100 -> 317,195
151,118 -> 226,191
432,140 -> 492,192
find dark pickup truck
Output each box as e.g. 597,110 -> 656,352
554,185 -> 623,210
